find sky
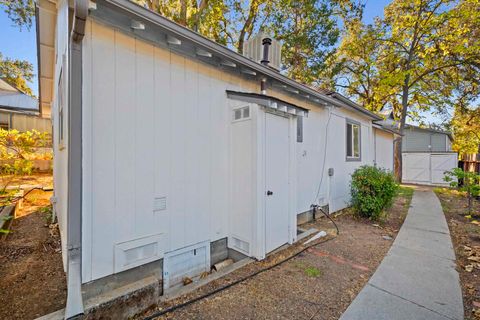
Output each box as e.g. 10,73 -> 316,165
0,0 -> 440,125
0,9 -> 38,95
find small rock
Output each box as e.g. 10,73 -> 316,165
183,277 -> 193,286
466,265 -> 474,272
382,235 -> 393,240
473,301 -> 480,308
372,224 -> 381,228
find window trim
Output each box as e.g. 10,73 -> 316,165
296,116 -> 303,143
346,119 -> 361,161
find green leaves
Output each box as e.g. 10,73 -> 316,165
135,0 -> 363,85
444,168 -> 480,214
268,0 -> 341,84
328,0 -> 480,126
0,53 -> 34,97
0,129 -> 52,176
450,105 -> 480,154
0,0 -> 35,30
444,168 -> 480,197
350,165 -> 399,221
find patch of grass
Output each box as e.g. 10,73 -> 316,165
304,266 -> 322,278
39,206 -> 53,224
397,186 -> 414,199
465,224 -> 480,235
397,186 -> 414,212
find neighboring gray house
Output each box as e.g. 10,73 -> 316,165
377,109 -> 457,185
402,125 -> 453,153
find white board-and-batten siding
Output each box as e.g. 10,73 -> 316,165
52,0 -> 70,270
81,19 -> 385,282
82,21 -> 245,281
374,128 -> 394,171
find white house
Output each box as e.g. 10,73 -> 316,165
36,0 -> 396,317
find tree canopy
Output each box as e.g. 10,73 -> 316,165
133,0 -> 363,85
0,53 -> 34,96
450,105 -> 480,154
0,0 -> 35,30
323,0 -> 480,176
0,0 -> 35,96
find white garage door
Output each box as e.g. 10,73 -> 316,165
431,154 -> 458,185
402,153 -> 457,186
403,153 -> 430,184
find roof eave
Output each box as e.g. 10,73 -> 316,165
99,0 -> 379,120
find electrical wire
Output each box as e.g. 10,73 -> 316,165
317,205 -> 339,235
143,235 -> 337,320
313,106 -> 332,205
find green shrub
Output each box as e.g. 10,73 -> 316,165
444,168 -> 480,214
350,165 -> 398,220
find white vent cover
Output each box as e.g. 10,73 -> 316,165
114,234 -> 166,273
163,241 -> 210,291
231,237 -> 250,255
243,33 -> 282,71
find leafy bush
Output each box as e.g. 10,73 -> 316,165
0,129 -> 51,206
444,168 -> 480,214
350,165 -> 399,220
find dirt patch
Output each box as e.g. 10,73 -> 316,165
0,178 -> 66,320
435,188 -> 480,320
138,187 -> 413,320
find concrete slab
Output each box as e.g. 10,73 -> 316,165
369,246 -> 462,320
394,226 -> 456,261
339,284 -> 451,320
340,189 -> 463,320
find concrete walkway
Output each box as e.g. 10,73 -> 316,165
340,188 -> 464,320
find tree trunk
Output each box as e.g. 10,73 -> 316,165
179,0 -> 188,26
394,77 -> 411,182
193,0 -> 208,32
237,0 -> 259,54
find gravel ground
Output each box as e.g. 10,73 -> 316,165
0,175 -> 66,320
139,187 -> 413,320
435,187 -> 480,320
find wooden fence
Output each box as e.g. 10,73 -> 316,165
460,154 -> 480,174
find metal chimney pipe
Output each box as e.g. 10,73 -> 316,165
261,37 -> 272,66
260,37 -> 272,94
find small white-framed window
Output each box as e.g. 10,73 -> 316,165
232,106 -> 250,122
346,120 -> 361,161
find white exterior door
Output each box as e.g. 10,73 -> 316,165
265,112 -> 290,253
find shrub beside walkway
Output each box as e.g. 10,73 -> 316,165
340,187 -> 463,320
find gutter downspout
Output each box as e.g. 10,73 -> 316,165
65,0 -> 88,318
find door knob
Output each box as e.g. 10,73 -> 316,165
266,190 -> 273,196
